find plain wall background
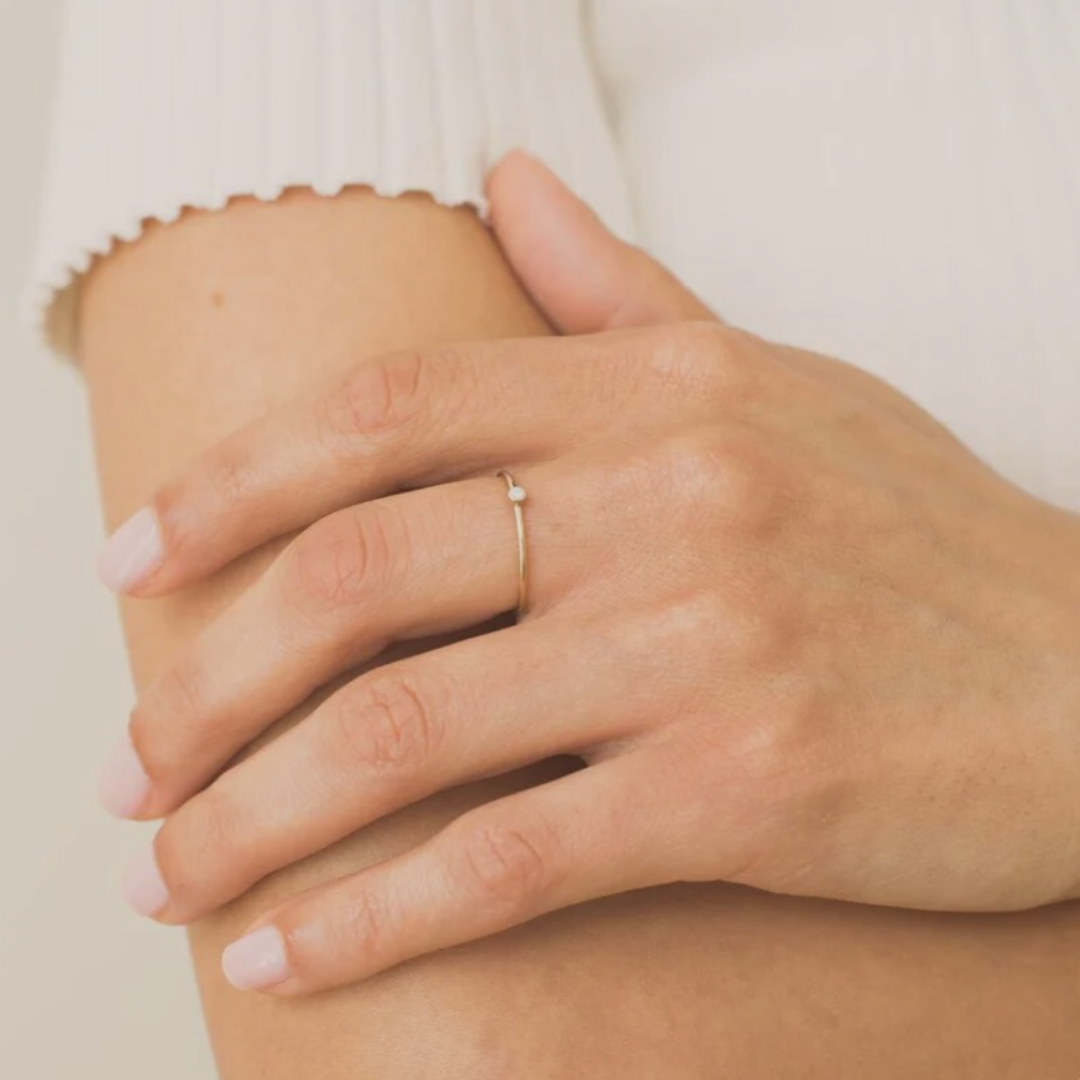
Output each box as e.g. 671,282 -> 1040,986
0,1 -> 216,1075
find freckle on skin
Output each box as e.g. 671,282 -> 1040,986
211,290 -> 225,308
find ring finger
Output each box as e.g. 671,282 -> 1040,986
106,459 -> 602,819
131,606 -> 685,923
100,332 -> 704,596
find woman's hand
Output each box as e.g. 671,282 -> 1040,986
97,153 -> 1080,994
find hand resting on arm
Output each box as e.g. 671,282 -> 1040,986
97,155 -> 1080,987
84,158 -> 1080,1078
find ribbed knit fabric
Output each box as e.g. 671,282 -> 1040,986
587,0 -> 1080,512
24,0 -> 1080,511
25,0 -> 633,355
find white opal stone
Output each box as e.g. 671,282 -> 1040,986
508,485 -> 527,503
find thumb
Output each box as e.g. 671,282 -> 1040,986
487,151 -> 717,334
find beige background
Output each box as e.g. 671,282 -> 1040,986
0,1 -> 215,1075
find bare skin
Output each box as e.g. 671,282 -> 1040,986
80,186 -> 1080,1078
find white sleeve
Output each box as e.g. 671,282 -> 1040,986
25,0 -> 634,357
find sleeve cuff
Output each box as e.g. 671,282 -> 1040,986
24,0 -> 633,357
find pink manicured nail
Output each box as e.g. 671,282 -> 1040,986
97,733 -> 151,818
222,926 -> 290,990
121,845 -> 169,917
97,507 -> 164,592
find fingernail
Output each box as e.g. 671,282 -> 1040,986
97,733 -> 151,818
97,507 -> 164,592
222,926 -> 290,990
121,844 -> 169,917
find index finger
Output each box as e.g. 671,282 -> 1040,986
95,333 -> 656,596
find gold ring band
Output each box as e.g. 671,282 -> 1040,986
496,469 -> 528,616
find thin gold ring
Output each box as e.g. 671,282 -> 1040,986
496,469 -> 528,616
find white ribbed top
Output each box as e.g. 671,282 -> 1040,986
587,0 -> 1080,512
24,0 -> 1080,510
25,0 -> 633,355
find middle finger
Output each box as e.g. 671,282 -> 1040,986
140,608 -> 682,924
116,461 -> 591,819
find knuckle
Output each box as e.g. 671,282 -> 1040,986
725,596 -> 799,670
134,660 -> 212,772
654,428 -> 785,533
155,786 -> 247,900
205,439 -> 262,510
130,660 -> 214,781
670,430 -> 735,489
163,659 -> 211,718
454,812 -> 557,910
327,350 -> 428,439
126,704 -> 156,775
331,671 -> 443,777
157,438 -> 261,527
722,680 -> 820,794
673,318 -> 732,357
644,321 -> 752,399
280,505 -> 402,616
336,881 -> 394,961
